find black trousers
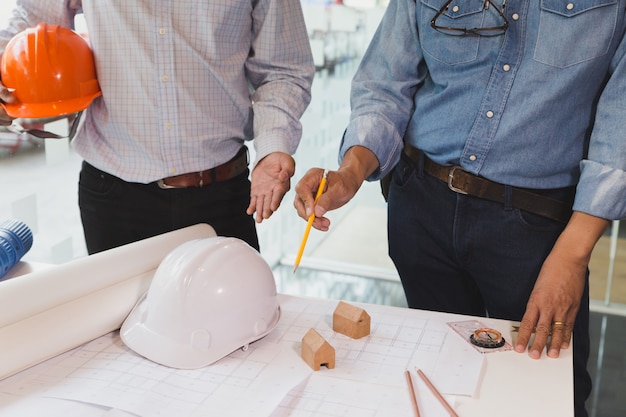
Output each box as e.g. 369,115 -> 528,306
78,161 -> 259,254
388,154 -> 591,417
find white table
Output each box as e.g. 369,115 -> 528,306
0,293 -> 573,417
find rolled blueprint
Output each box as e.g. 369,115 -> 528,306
0,223 -> 216,380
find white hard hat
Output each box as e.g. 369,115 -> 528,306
120,237 -> 281,369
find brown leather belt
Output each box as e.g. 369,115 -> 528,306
403,144 -> 574,223
157,147 -> 249,189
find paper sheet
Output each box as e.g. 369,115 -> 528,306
0,295 -> 485,417
1,332 -> 311,417
0,224 -> 217,380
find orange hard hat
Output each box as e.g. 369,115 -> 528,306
0,23 -> 101,119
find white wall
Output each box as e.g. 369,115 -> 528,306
0,1 -> 17,23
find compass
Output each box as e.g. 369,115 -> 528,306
470,327 -> 506,349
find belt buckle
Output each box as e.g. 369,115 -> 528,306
157,179 -> 179,189
447,166 -> 469,195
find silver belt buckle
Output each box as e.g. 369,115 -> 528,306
157,179 -> 178,189
447,166 -> 469,195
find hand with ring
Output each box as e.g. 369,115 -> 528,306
550,321 -> 572,335
514,248 -> 584,359
515,212 -> 607,359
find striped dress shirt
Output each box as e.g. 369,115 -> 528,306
0,0 -> 315,183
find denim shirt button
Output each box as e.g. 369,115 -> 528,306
503,64 -> 511,72
566,3 -> 575,10
512,13 -> 519,20
486,110 -> 495,118
469,154 -> 477,161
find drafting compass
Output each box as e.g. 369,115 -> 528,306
469,327 -> 506,349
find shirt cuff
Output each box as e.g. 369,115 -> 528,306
339,114 -> 404,182
574,160 -> 626,220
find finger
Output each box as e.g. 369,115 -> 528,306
548,317 -> 576,357
547,321 -> 567,358
528,320 -> 552,359
252,197 -> 261,222
246,194 -> 258,217
250,195 -> 269,223
261,191 -> 273,220
251,188 -> 278,223
311,216 -> 331,232
0,79 -> 16,103
306,182 -> 326,217
561,322 -> 573,349
0,103 -> 12,126
293,168 -> 325,218
270,185 -> 288,214
253,194 -> 267,223
514,314 -> 537,353
312,192 -> 331,218
293,194 -> 306,219
0,89 -> 15,104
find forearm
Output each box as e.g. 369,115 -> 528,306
551,211 -> 609,266
337,146 -> 380,194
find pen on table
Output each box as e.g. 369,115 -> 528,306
416,368 -> 459,417
404,369 -> 421,417
293,169 -> 329,273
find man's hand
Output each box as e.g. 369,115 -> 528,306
0,79 -> 16,126
515,249 -> 586,359
514,212 -> 608,359
292,168 -> 356,232
247,152 -> 295,223
293,146 -> 379,231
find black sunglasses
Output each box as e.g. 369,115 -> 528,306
430,0 -> 509,37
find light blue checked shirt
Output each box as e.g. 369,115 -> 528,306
0,0 -> 314,183
341,0 -> 626,220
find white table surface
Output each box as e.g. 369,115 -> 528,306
0,291 -> 573,417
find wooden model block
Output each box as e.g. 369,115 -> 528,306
301,328 -> 335,371
333,301 -> 371,339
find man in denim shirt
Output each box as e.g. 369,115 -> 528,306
295,0 -> 626,415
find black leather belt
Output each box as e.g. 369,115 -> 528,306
157,147 -> 248,189
403,145 -> 574,223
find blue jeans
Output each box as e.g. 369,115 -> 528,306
78,161 -> 259,254
387,153 -> 591,417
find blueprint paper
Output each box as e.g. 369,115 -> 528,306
0,295 -> 484,417
0,224 -> 217,381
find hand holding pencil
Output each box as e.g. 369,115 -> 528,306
293,169 -> 328,272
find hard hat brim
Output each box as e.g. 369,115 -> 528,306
3,91 -> 101,119
121,293 -> 281,370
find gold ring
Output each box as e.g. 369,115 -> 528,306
552,321 -> 566,326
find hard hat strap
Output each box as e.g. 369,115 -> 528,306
8,111 -> 82,139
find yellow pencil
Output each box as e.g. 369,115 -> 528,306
293,169 -> 329,273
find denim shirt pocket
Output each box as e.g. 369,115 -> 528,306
534,0 -> 618,68
419,0 -> 485,64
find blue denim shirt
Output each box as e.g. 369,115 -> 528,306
340,0 -> 626,220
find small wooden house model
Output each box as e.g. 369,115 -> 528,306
332,301 -> 371,339
301,328 -> 335,371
